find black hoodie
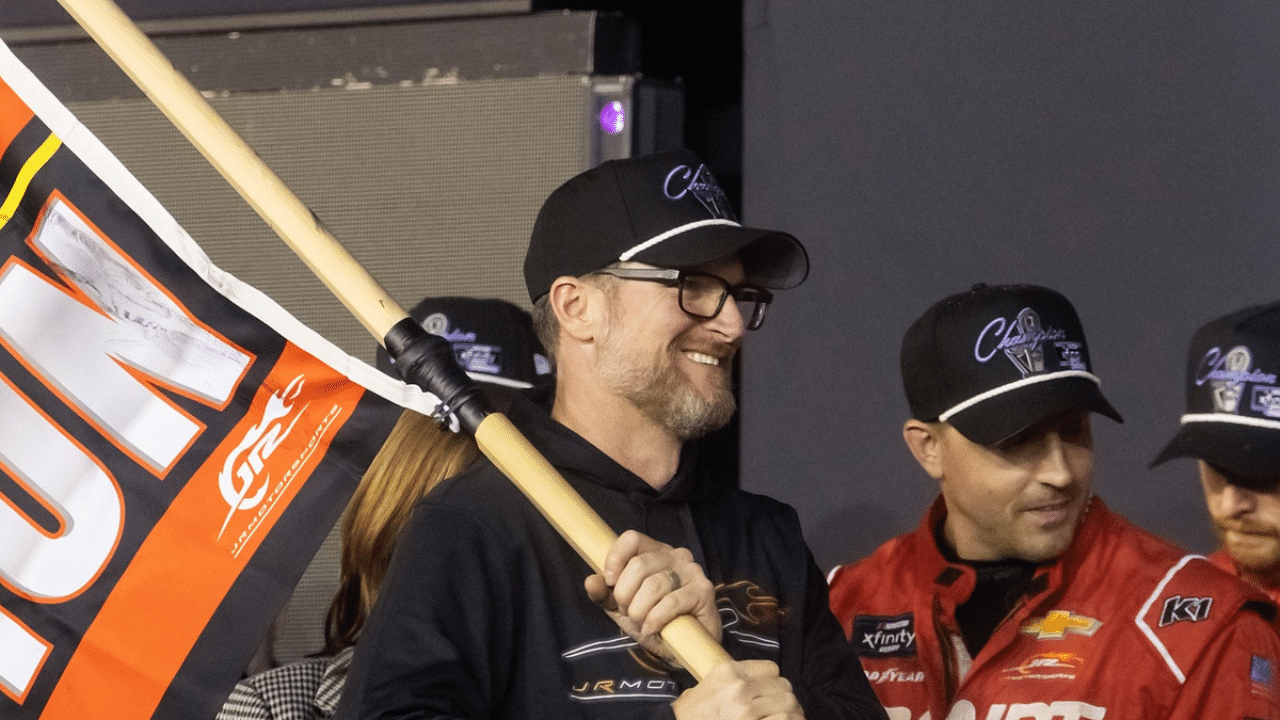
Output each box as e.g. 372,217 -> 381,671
336,387 -> 886,720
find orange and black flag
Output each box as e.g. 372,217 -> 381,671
0,39 -> 426,720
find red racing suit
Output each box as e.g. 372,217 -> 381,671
1210,548 -> 1280,606
828,496 -> 1280,720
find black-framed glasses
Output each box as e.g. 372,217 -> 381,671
593,267 -> 774,330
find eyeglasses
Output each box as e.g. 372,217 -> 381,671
592,267 -> 774,330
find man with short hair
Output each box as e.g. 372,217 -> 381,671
1152,301 -> 1280,605
337,150 -> 886,720
828,283 -> 1280,720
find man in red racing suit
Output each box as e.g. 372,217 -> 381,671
828,283 -> 1280,719
829,496 -> 1280,719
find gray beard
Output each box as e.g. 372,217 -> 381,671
597,342 -> 737,441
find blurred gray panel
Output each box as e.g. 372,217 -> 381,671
740,0 -> 1280,573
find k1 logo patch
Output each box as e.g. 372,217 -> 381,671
1158,595 -> 1212,627
852,614 -> 916,658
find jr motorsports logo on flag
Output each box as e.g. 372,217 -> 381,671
0,40 -> 426,720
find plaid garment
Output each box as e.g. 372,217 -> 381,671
215,648 -> 353,720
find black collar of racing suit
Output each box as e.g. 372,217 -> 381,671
931,513 -> 1040,655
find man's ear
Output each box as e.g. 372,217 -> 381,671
903,418 -> 945,480
547,276 -> 599,343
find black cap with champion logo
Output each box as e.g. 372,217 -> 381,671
375,296 -> 551,388
900,283 -> 1123,446
1151,301 -> 1280,489
523,149 -> 808,302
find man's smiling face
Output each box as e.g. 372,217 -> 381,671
593,256 -> 746,441
935,410 -> 1095,562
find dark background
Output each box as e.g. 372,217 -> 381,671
7,0 -> 1279,573
737,0 -> 1280,570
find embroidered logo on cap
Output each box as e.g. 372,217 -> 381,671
1053,341 -> 1088,373
534,354 -> 552,376
1253,385 -> 1280,419
974,308 -> 1073,378
1196,345 -> 1279,414
420,312 -> 504,376
456,344 -> 503,375
663,163 -> 733,218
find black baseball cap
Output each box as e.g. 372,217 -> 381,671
1151,301 -> 1280,489
523,149 -> 808,302
376,296 -> 551,388
901,283 -> 1123,446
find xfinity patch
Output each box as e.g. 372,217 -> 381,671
852,614 -> 916,658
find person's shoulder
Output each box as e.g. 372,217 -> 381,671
420,451 -> 524,511
245,655 -> 330,690
408,445 -> 581,559
216,656 -> 331,720
1086,504 -> 1268,611
718,486 -> 799,519
1127,554 -> 1280,685
1130,550 -> 1276,628
1080,500 -> 1209,574
827,530 -> 918,594
1100,532 -> 1280,681
400,458 -> 534,547
697,488 -> 807,550
826,530 -> 922,633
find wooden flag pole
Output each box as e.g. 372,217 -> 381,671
52,0 -> 730,680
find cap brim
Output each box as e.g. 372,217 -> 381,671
1151,420 -> 1280,488
947,376 -> 1124,446
631,225 -> 809,289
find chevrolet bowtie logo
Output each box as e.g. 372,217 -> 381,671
1020,610 -> 1102,640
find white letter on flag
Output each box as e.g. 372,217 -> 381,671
0,197 -> 250,476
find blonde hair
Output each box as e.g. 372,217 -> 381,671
323,409 -> 479,653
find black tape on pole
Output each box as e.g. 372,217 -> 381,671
384,317 -> 491,433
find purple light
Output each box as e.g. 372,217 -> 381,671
598,101 -> 626,135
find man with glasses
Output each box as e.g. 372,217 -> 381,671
590,266 -> 774,331
337,150 -> 886,720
